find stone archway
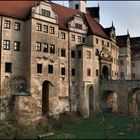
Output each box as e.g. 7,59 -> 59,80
89,86 -> 94,116
102,65 -> 109,80
42,80 -> 52,116
102,90 -> 118,113
128,88 -> 140,115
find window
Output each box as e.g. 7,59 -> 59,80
50,44 -> 55,54
132,73 -> 135,79
5,62 -> 12,73
36,23 -> 42,31
78,36 -> 82,42
78,51 -> 81,58
3,40 -> 10,50
14,41 -> 20,51
75,4 -> 79,10
87,51 -> 91,59
82,37 -> 86,43
96,69 -> 99,77
43,43 -> 48,53
48,64 -> 53,74
71,50 -> 75,58
61,67 -> 65,76
42,9 -> 50,17
75,23 -> 82,29
43,25 -> 48,33
72,68 -> 75,76
96,38 -> 98,44
71,34 -> 75,41
87,68 -> 91,76
4,20 -> 11,29
61,32 -> 66,39
132,62 -> 135,67
102,40 -> 104,46
120,60 -> 124,65
15,22 -> 20,31
50,26 -> 55,34
120,72 -> 124,78
61,48 -> 66,57
37,64 -> 42,74
36,42 -> 41,51
107,42 -> 109,47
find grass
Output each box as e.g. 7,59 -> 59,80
1,113 -> 140,139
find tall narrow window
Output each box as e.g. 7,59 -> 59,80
48,64 -> 53,74
96,38 -> 98,44
36,42 -> 41,51
61,32 -> 66,39
120,60 -> 124,65
14,41 -> 20,51
87,51 -> 91,59
43,25 -> 48,33
4,20 -> 11,29
78,36 -> 82,42
102,40 -> 104,46
37,64 -> 42,73
72,68 -> 75,76
15,22 -> 20,31
3,40 -> 10,50
75,4 -> 79,10
71,50 -> 75,58
36,23 -> 42,31
50,44 -> 55,54
61,49 -> 66,57
43,43 -> 48,53
87,68 -> 91,76
78,51 -> 81,58
61,67 -> 65,76
82,37 -> 86,43
50,27 -> 55,34
5,62 -> 12,73
96,69 -> 99,77
71,34 -> 75,41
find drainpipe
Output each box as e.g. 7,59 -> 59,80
0,16 -> 3,120
68,31 -> 71,112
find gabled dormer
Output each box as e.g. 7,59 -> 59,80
68,13 -> 88,34
32,1 -> 58,24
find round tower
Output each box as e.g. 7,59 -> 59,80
69,0 -> 87,13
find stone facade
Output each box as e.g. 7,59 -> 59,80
0,0 -> 140,124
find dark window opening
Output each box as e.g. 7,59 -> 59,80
87,68 -> 91,76
75,4 -> 79,10
96,69 -> 99,77
37,64 -> 42,73
72,68 -> 75,76
61,48 -> 66,57
48,65 -> 53,74
71,50 -> 75,58
5,62 -> 12,73
61,67 -> 65,76
78,51 -> 81,58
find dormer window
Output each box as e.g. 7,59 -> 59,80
41,9 -> 50,17
75,4 -> 79,10
75,23 -> 82,29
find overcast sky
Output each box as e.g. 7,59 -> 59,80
53,1 -> 140,37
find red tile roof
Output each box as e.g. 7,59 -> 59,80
0,1 -> 109,39
0,1 -> 38,20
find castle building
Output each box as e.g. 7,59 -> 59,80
0,0 -> 139,124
